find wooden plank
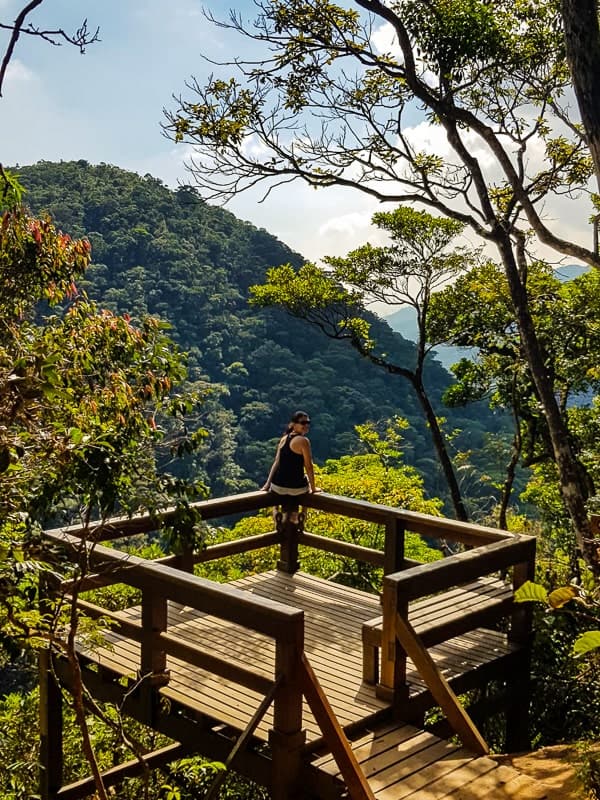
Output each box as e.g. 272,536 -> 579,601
299,531 -> 385,567
311,723 -> 418,771
299,654 -> 376,800
366,740 -> 469,793
384,537 -> 535,601
373,751 -> 496,799
158,631 -> 274,694
394,613 -> 489,755
46,530 -> 305,640
197,532 -> 279,562
237,570 -> 381,613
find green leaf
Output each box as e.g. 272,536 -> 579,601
573,630 -> 600,657
514,580 -> 548,603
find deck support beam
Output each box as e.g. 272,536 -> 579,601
271,624 -> 306,799
39,648 -> 63,800
505,542 -> 536,751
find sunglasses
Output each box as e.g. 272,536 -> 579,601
298,419 -> 311,425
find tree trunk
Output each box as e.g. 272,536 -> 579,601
498,435 -> 520,531
561,0 -> 600,190
411,376 -> 470,522
496,233 -> 597,568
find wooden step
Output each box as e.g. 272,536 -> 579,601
307,720 -> 549,800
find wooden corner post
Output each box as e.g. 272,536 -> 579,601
39,648 -> 63,800
270,614 -> 305,800
277,513 -> 301,574
384,517 -> 405,576
377,576 -> 408,707
506,536 -> 536,751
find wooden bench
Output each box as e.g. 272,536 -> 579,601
362,575 -> 513,684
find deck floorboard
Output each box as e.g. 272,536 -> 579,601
78,569 -> 544,798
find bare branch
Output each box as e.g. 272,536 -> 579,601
0,2 -> 99,97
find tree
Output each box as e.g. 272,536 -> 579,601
251,206 -> 477,520
0,179 -> 212,799
560,0 -> 600,190
164,0 -> 600,567
429,261 -> 600,529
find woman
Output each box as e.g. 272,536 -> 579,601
262,410 -> 320,522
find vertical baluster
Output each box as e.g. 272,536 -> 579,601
270,615 -> 305,800
378,576 -> 408,707
140,589 -> 169,725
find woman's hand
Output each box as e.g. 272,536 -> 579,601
310,487 -> 322,493
262,483 -> 271,491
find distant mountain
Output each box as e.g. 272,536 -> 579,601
383,306 -> 474,371
383,264 -> 590,370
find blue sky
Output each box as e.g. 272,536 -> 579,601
0,0 -> 384,262
1,0 -> 592,271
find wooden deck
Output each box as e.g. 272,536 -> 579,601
79,570 -> 545,800
83,570 -> 516,744
40,490 -> 539,800
310,721 -> 549,800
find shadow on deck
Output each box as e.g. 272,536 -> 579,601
39,490 -> 540,800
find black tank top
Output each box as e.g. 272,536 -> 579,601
273,433 -> 308,489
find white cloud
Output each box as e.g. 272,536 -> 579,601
371,22 -> 399,59
3,58 -> 37,85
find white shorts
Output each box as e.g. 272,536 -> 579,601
270,483 -> 308,496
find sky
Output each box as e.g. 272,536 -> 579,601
0,0 -> 593,282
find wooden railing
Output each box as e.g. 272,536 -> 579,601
42,490 -> 535,795
377,534 -> 536,754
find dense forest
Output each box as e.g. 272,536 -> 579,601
15,160 -> 509,511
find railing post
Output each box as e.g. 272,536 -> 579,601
140,589 -> 169,725
384,516 -> 405,576
270,617 -> 306,800
39,648 -> 63,799
277,514 -> 301,574
506,537 -> 536,751
177,544 -> 195,573
377,576 -> 408,707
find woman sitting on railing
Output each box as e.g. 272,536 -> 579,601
262,410 -> 320,523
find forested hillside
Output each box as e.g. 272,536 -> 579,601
16,161 -> 504,504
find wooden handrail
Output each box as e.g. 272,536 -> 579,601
299,654 -> 376,800
46,530 -> 303,640
302,492 -> 514,545
384,536 -> 536,601
45,490 -> 516,552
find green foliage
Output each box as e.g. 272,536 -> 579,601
14,161 -> 500,506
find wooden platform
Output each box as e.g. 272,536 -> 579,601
43,491 -> 539,800
77,570 -> 546,798
83,570 -> 516,744
309,721 -> 549,800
